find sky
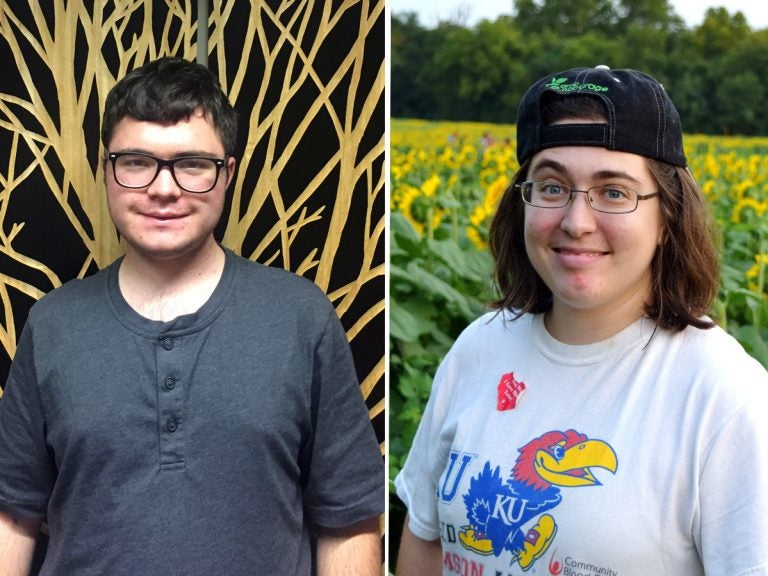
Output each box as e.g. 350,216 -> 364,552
388,0 -> 768,30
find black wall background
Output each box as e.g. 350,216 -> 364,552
0,1 -> 384,569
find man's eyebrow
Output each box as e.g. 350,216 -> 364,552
529,157 -> 644,185
109,148 -> 224,158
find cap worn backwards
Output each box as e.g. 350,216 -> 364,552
516,65 -> 687,167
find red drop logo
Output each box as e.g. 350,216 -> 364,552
549,551 -> 563,575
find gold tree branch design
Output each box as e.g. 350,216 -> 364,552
0,0 -> 384,419
0,2 -> 199,373
215,0 -> 385,402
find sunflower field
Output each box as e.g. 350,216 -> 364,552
389,118 -> 768,492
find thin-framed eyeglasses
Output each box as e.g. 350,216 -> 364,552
516,181 -> 659,214
107,151 -> 228,193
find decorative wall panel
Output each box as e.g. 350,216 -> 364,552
0,1 -> 384,564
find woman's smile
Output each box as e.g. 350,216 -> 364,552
524,146 -> 662,337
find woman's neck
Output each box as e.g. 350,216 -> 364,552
545,299 -> 647,345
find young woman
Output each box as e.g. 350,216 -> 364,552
395,66 -> 768,576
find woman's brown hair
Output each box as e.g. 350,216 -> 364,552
488,95 -> 719,332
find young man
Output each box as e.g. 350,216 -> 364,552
0,57 -> 383,575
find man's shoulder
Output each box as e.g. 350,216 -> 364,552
223,253 -> 343,342
228,252 -> 332,304
29,265 -> 112,320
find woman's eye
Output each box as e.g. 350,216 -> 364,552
541,184 -> 564,196
601,187 -> 630,200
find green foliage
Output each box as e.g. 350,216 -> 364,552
390,13 -> 440,119
715,220 -> 768,366
388,127 -> 768,567
389,210 -> 492,487
690,7 -> 751,58
391,0 -> 768,135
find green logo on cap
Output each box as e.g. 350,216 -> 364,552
547,77 -> 608,93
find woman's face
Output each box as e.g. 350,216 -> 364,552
523,145 -> 663,331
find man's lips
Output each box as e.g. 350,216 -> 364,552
141,211 -> 187,221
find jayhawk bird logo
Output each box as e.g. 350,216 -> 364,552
458,429 -> 617,571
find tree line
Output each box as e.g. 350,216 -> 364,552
392,0 -> 768,135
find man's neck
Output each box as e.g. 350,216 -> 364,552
118,241 -> 226,322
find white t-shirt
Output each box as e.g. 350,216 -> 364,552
395,311 -> 768,576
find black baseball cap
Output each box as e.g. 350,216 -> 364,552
516,65 -> 687,167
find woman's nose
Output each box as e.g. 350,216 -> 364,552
559,191 -> 597,237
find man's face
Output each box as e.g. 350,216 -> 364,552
104,110 -> 234,264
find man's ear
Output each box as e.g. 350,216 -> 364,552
225,156 -> 236,187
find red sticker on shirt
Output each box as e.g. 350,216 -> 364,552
497,372 -> 526,411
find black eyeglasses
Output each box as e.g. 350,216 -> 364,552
107,152 -> 228,193
516,181 -> 659,214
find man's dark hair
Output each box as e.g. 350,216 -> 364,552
101,57 -> 239,156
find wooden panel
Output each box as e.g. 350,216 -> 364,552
0,1 -> 384,445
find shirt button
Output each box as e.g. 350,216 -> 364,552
164,376 -> 176,390
166,418 -> 179,433
161,338 -> 174,350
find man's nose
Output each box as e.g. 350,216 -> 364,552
146,166 -> 182,198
